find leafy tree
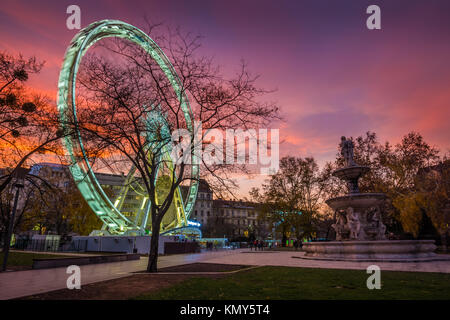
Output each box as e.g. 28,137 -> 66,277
20,166 -> 102,236
202,215 -> 234,238
421,159 -> 450,243
251,156 -> 329,243
394,159 -> 449,247
0,179 -> 38,252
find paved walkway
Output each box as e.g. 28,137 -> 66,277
0,249 -> 237,300
1,249 -> 449,300
209,250 -> 450,273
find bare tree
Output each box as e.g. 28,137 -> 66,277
66,24 -> 280,272
0,51 -> 66,193
0,52 -> 69,260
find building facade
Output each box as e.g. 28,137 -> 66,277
189,179 -> 213,226
189,180 -> 270,240
211,200 -> 270,240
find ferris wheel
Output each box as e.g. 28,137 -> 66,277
57,20 -> 199,236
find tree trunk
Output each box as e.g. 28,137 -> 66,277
2,231 -> 9,253
147,220 -> 161,273
440,232 -> 447,253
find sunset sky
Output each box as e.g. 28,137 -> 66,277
1,0 -> 449,197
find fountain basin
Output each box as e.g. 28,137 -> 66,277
326,193 -> 386,211
301,240 -> 444,262
332,166 -> 370,180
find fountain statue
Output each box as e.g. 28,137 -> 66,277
302,136 -> 442,261
340,136 -> 356,167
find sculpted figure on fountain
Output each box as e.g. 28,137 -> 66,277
340,136 -> 356,167
346,207 -> 361,240
332,212 -> 348,241
366,206 -> 387,240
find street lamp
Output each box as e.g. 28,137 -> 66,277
1,167 -> 28,272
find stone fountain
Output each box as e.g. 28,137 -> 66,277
302,136 -> 439,261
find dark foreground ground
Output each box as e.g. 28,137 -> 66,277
20,263 -> 450,300
22,263 -> 246,300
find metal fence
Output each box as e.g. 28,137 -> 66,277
12,238 -> 88,253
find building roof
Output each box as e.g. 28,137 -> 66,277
213,199 -> 258,210
29,162 -> 69,174
198,179 -> 212,193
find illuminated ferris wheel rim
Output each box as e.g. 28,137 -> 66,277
57,19 -> 199,235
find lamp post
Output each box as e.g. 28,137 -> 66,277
1,167 -> 28,272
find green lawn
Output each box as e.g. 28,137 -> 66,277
0,251 -> 73,268
136,266 -> 450,300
